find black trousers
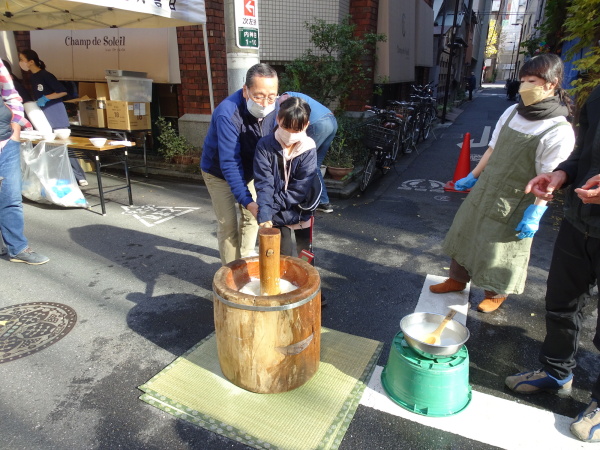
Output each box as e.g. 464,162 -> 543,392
277,226 -> 310,258
541,219 -> 600,399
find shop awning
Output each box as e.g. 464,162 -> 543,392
0,0 -> 206,30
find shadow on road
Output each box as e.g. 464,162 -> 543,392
70,224 -> 219,354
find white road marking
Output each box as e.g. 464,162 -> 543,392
398,179 -> 445,192
361,366 -> 586,449
415,274 -> 470,321
121,205 -> 200,227
457,126 -> 491,149
359,274 -> 587,449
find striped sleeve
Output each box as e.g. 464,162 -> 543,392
0,62 -> 32,130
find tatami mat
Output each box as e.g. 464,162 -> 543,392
139,327 -> 383,450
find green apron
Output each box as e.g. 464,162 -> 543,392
442,110 -> 569,295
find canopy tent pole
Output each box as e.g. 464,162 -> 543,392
202,23 -> 215,113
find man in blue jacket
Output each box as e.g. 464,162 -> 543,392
201,63 -> 279,264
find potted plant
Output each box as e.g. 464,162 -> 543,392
323,115 -> 365,180
323,135 -> 354,180
155,116 -> 195,164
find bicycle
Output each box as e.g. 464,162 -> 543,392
359,105 -> 402,192
410,82 -> 438,142
388,100 -> 418,154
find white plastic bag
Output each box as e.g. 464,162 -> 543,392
21,141 -> 88,208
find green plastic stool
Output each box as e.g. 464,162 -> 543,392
381,331 -> 472,417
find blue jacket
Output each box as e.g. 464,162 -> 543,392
254,134 -> 317,226
201,89 -> 278,207
283,91 -> 331,121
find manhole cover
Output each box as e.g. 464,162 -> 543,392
0,302 -> 77,363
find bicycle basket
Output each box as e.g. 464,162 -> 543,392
390,103 -> 414,117
362,124 -> 397,150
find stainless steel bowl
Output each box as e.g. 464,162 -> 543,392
400,312 -> 470,359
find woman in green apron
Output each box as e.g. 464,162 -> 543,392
430,54 -> 575,313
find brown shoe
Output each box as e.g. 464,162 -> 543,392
477,297 -> 507,313
429,278 -> 467,294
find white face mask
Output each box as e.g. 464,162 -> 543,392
519,81 -> 550,106
275,126 -> 306,147
19,61 -> 29,72
246,98 -> 275,118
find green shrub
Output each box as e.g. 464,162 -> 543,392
155,117 -> 194,161
323,115 -> 366,168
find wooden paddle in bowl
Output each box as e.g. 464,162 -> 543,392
423,309 -> 457,345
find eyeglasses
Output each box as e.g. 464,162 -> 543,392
248,91 -> 277,104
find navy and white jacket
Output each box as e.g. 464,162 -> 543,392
201,89 -> 278,208
254,133 -> 317,227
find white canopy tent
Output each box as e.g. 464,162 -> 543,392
0,0 -> 214,110
0,0 -> 206,30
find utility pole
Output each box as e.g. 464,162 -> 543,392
224,0 -> 260,94
508,40 -> 517,80
473,0 -> 493,87
441,0 -> 461,124
511,23 -> 524,79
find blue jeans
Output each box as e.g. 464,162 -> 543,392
307,114 -> 338,205
70,157 -> 86,182
0,139 -> 28,257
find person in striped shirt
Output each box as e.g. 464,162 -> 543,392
0,59 -> 49,265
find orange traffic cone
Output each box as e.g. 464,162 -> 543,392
444,132 -> 472,192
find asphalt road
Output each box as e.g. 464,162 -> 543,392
1,83 -> 598,449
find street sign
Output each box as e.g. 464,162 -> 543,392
235,0 -> 259,49
239,28 -> 259,48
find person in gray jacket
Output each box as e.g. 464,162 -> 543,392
505,85 -> 600,443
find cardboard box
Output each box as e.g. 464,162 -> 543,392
65,82 -> 110,128
78,100 -> 107,128
77,158 -> 96,173
105,101 -> 151,130
78,82 -> 109,100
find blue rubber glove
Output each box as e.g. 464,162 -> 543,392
36,95 -> 49,107
515,204 -> 548,239
455,172 -> 477,191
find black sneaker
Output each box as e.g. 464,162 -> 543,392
317,203 -> 333,213
10,248 -> 49,265
0,246 -> 6,256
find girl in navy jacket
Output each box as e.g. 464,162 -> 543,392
254,97 -> 317,257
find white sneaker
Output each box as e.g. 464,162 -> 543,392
78,180 -> 89,187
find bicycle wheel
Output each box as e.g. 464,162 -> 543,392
412,113 -> 421,145
421,112 -> 433,140
381,152 -> 391,175
360,154 -> 377,192
390,135 -> 401,161
403,118 -> 415,153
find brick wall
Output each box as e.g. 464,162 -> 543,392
14,32 -> 30,53
346,0 -> 380,111
176,0 -> 227,116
